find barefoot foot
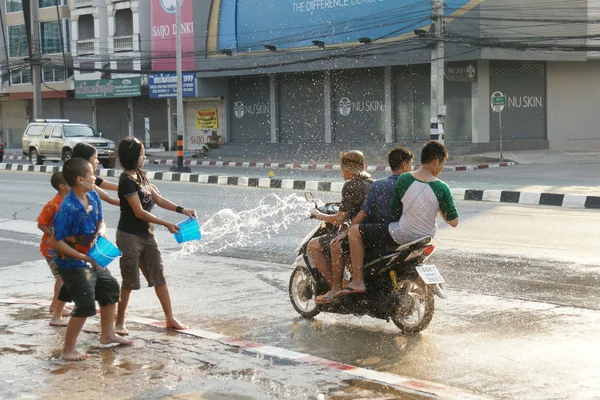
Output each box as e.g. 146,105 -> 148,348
61,349 -> 90,361
49,317 -> 68,327
99,333 -> 134,346
114,324 -> 129,336
166,318 -> 188,330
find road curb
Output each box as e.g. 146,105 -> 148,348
146,157 -> 517,173
2,156 -> 517,172
0,298 -> 488,400
2,162 -> 598,209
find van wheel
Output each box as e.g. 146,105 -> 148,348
30,149 -> 43,165
62,149 -> 72,162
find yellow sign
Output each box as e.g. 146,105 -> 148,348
196,109 -> 218,129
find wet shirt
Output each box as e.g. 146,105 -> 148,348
388,173 -> 458,245
118,172 -> 155,237
361,175 -> 401,224
339,176 -> 373,222
37,194 -> 63,257
52,190 -> 103,268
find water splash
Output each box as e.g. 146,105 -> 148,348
174,194 -> 313,256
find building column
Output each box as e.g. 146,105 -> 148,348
384,67 -> 393,143
472,60 -> 490,143
324,71 -> 332,143
269,74 -> 277,143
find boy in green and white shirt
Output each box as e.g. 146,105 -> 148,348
341,141 -> 459,296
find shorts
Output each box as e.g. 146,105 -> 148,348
116,230 -> 166,290
58,266 -> 120,318
318,233 -> 349,260
358,223 -> 400,253
45,256 -> 60,279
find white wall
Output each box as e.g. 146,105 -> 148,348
547,61 -> 600,149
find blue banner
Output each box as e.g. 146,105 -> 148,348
148,72 -> 197,99
219,0 -> 474,51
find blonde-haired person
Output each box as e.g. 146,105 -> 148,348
308,150 -> 373,303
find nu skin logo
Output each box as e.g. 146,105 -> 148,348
339,98 -> 352,117
159,0 -> 183,14
234,101 -> 245,118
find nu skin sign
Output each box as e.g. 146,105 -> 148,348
219,0 -> 474,51
151,0 -> 195,70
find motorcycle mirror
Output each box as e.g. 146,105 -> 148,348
304,192 -> 315,202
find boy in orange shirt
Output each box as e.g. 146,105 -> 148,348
38,172 -> 72,326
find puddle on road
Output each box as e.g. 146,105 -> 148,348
10,307 -> 48,321
329,379 -> 432,399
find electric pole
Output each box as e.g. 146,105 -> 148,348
171,0 -> 191,173
30,0 -> 42,121
430,0 -> 445,144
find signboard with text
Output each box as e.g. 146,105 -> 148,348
196,109 -> 218,129
75,77 -> 142,99
148,72 -> 197,98
151,0 -> 195,70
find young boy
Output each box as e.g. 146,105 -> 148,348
37,172 -> 72,326
50,158 -> 133,361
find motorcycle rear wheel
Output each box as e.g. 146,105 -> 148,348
392,278 -> 435,335
289,266 -> 320,319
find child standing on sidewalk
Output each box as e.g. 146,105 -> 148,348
37,171 -> 72,326
50,158 -> 132,361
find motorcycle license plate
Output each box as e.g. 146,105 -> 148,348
416,265 -> 445,285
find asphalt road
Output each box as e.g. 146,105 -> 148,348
1,170 -> 600,399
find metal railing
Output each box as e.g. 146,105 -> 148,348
113,35 -> 134,52
74,0 -> 93,7
76,39 -> 95,56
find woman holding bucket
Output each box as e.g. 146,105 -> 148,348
115,137 -> 196,335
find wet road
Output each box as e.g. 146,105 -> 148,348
1,170 -> 600,399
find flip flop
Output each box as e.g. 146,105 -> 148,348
315,293 -> 338,304
334,287 -> 366,298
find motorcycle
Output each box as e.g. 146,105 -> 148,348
288,193 -> 446,334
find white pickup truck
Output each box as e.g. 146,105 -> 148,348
21,119 -> 116,168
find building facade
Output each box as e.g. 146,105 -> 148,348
1,0 -> 599,154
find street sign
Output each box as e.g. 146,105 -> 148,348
493,97 -> 506,106
490,91 -> 506,113
490,91 -> 505,160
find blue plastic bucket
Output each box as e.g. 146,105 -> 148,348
88,236 -> 122,268
174,218 -> 202,244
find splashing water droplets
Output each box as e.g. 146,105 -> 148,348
174,194 -> 313,257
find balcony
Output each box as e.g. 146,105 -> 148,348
74,0 -> 93,7
76,39 -> 96,56
113,34 -> 139,52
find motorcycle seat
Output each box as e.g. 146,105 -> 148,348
363,236 -> 432,266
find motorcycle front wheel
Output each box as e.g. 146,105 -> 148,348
289,266 -> 320,319
392,278 -> 435,335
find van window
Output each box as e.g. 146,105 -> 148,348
43,126 -> 53,139
25,124 -> 44,137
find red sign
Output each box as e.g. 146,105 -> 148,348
151,0 -> 195,71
